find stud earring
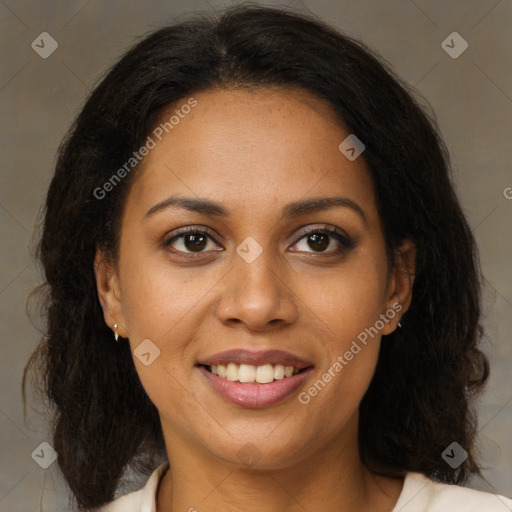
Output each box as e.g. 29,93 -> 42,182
113,323 -> 119,342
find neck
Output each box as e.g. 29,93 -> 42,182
156,415 -> 403,512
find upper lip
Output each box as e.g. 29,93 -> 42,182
197,349 -> 313,370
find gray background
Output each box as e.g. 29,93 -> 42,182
1,0 -> 511,510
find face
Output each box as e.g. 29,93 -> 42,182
95,87 -> 414,469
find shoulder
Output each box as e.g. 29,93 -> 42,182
89,461 -> 170,512
393,472 -> 512,512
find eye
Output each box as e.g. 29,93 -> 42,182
162,227 -> 221,257
291,226 -> 355,255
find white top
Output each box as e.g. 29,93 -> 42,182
92,461 -> 512,512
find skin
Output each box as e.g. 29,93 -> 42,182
95,87 -> 416,512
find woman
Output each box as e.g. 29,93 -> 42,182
23,4 -> 512,511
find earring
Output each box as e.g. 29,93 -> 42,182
397,322 -> 402,328
113,323 -> 119,342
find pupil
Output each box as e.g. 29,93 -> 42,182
309,233 -> 328,251
185,234 -> 207,252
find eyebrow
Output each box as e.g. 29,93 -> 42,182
145,195 -> 368,226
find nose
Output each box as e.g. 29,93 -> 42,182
215,248 -> 298,332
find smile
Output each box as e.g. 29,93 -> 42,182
206,363 -> 302,383
196,348 -> 314,408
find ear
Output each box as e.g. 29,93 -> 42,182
94,247 -> 128,339
381,239 -> 416,335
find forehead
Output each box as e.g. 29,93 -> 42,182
127,87 -> 376,222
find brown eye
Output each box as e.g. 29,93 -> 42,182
163,228 -> 220,255
180,233 -> 208,252
291,226 -> 355,255
306,232 -> 329,252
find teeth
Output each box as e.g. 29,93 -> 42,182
256,364 -> 274,384
208,363 -> 301,384
226,363 -> 239,381
273,364 -> 285,380
239,364 -> 256,383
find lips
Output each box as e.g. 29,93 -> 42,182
196,349 -> 314,408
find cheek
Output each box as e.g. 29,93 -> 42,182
118,262 -> 205,423
295,252 -> 387,403
302,253 -> 387,343
119,251 -> 207,341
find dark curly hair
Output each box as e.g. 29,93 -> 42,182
23,3 -> 490,510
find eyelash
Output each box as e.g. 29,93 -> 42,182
162,225 -> 355,259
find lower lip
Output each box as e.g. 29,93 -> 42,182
198,365 -> 314,408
